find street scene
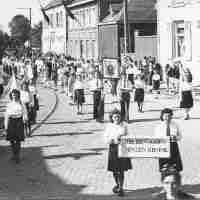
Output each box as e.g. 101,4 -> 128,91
0,0 -> 200,200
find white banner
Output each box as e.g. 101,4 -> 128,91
118,137 -> 170,158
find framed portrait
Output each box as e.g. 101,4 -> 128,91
103,58 -> 120,79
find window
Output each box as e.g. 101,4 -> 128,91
56,12 -> 59,27
86,40 -> 90,58
172,21 -> 192,60
50,13 -> 54,28
91,40 -> 96,58
60,11 -> 63,27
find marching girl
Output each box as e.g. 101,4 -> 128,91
155,108 -> 183,199
104,108 -> 132,196
73,74 -> 85,114
4,89 -> 28,163
179,75 -> 193,120
134,74 -> 145,112
20,82 -> 33,137
28,79 -> 39,124
152,69 -> 161,99
117,72 -> 133,122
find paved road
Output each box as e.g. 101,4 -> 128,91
0,85 -> 200,200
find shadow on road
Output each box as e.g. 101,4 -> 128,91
44,152 -> 102,160
32,131 -> 94,137
0,144 -> 199,199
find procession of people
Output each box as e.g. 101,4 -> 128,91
0,53 -> 196,199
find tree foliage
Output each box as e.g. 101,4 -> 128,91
9,14 -> 30,44
0,30 -> 10,61
31,21 -> 42,49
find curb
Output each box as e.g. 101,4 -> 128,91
31,87 -> 58,134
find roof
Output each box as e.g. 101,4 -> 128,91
44,0 -> 63,10
44,0 -> 95,10
101,0 -> 157,24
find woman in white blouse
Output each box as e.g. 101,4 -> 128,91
104,108 -> 132,196
73,74 -> 85,114
134,74 -> 145,112
179,75 -> 193,120
20,82 -> 32,136
155,108 -> 183,179
4,89 -> 27,163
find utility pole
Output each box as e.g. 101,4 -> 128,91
123,0 -> 129,56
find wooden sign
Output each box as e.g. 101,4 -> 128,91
118,137 -> 170,158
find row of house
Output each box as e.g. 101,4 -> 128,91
42,0 -> 200,83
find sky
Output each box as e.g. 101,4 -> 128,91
0,0 -> 49,33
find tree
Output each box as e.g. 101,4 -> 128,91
9,15 -> 31,45
0,30 -> 10,62
31,22 -> 42,50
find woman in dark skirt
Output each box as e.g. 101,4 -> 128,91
4,89 -> 27,163
134,74 -> 145,112
104,108 -> 132,196
179,76 -> 193,120
154,108 -> 183,177
152,70 -> 161,99
73,74 -> 85,114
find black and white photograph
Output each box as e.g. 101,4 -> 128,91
0,0 -> 200,199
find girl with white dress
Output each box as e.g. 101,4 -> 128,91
104,109 -> 132,196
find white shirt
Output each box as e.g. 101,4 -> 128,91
154,121 -> 182,141
179,81 -> 192,91
20,90 -> 31,104
104,122 -> 128,144
152,74 -> 160,81
134,79 -> 145,89
4,101 -> 27,129
89,79 -> 101,91
73,80 -> 84,90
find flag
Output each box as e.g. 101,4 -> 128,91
41,7 -> 50,25
62,0 -> 80,24
37,0 -> 50,24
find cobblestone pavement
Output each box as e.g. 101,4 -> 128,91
0,85 -> 200,200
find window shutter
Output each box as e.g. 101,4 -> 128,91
184,21 -> 192,61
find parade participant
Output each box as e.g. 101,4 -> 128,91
134,74 -> 145,112
89,71 -> 103,121
28,79 -> 39,124
0,72 -> 4,97
104,108 -> 132,196
155,108 -> 183,181
117,71 -> 133,122
68,72 -> 76,100
20,82 -> 33,137
179,75 -> 193,120
25,59 -> 34,81
152,69 -> 161,99
4,89 -> 27,163
73,74 -> 85,114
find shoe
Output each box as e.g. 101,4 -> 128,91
118,189 -> 124,196
112,185 -> 119,194
184,115 -> 190,120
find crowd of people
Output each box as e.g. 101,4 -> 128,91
0,53 -> 195,199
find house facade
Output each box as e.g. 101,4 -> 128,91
98,0 -> 157,60
67,0 -> 98,60
157,0 -> 200,83
42,0 -> 67,54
